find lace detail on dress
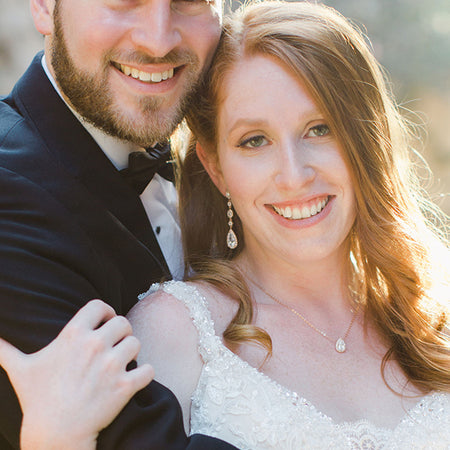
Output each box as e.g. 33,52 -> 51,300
150,281 -> 450,450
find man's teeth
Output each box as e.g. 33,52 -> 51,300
119,64 -> 174,83
273,198 -> 329,220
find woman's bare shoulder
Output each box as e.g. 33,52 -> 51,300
128,283 -> 197,349
127,282 -> 204,433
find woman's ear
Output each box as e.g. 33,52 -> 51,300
30,0 -> 55,36
196,141 -> 227,196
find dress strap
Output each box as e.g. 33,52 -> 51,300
144,281 -> 222,362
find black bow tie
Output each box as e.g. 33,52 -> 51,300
120,141 -> 174,194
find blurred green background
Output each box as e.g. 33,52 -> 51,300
1,0 -> 448,214
318,0 -> 450,216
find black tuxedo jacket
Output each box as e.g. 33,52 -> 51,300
0,53 -> 236,450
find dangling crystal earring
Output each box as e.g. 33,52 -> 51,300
226,191 -> 238,249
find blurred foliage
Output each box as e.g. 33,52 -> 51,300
320,0 -> 450,214
323,0 -> 450,88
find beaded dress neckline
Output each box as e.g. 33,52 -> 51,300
142,281 -> 450,450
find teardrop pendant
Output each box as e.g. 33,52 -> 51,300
335,338 -> 346,353
227,229 -> 238,249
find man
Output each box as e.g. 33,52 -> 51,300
0,0 -> 236,448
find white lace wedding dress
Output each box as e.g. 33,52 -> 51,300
143,281 -> 450,449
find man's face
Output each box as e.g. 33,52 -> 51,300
48,0 -> 222,146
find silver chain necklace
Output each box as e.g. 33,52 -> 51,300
248,277 -> 360,353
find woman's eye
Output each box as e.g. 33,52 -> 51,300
306,124 -> 330,138
238,135 -> 269,149
172,0 -> 213,15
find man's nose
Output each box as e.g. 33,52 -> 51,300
129,0 -> 182,58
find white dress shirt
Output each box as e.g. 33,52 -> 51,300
41,55 -> 184,280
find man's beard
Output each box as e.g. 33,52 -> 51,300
51,5 -> 203,147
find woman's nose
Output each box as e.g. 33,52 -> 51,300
274,143 -> 316,191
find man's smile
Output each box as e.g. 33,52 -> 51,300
113,62 -> 177,83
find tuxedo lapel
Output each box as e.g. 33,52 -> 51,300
13,53 -> 171,280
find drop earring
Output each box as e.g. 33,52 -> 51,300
226,191 -> 238,249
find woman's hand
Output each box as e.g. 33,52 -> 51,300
0,300 -> 154,450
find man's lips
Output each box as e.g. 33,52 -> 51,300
270,196 -> 331,220
112,62 -> 178,83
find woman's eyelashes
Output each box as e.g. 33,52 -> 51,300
305,123 -> 330,138
237,134 -> 271,149
235,122 -> 330,149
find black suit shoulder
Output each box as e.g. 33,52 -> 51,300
0,93 -> 125,335
0,101 -> 24,144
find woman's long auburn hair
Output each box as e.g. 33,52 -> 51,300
179,1 -> 450,392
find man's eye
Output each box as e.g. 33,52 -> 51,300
238,135 -> 269,149
306,124 -> 330,138
171,0 -> 213,15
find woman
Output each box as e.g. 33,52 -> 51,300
128,1 -> 450,448
1,1 -> 449,448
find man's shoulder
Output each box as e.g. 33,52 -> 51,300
0,52 -> 60,164
0,85 -> 44,146
0,100 -> 53,185
0,54 -> 41,137
0,95 -> 27,143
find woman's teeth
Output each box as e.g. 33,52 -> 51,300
273,197 -> 329,220
117,63 -> 174,83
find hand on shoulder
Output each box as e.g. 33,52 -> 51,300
0,300 -> 153,450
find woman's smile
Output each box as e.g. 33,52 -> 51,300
270,195 -> 330,220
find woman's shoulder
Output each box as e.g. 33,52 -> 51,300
129,280 -> 238,342
128,281 -> 198,338
128,281 -> 204,381
133,280 -> 213,318
127,281 -> 208,433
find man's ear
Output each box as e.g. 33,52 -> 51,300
30,0 -> 55,36
196,141 -> 227,196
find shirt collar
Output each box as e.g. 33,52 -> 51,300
41,54 -> 144,170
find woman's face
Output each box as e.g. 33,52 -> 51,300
204,55 -> 356,268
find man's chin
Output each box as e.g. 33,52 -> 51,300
100,112 -> 182,146
86,79 -> 191,144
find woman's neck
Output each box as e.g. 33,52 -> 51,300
235,246 -> 352,314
